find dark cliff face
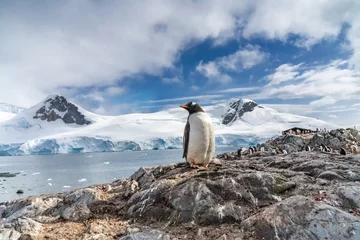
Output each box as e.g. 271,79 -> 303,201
33,95 -> 92,125
221,99 -> 259,125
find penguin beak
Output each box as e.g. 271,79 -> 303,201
180,105 -> 188,109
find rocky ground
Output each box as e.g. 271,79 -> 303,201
1,146 -> 360,239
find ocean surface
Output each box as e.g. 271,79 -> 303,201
0,147 -> 238,203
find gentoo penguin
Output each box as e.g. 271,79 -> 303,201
181,102 -> 215,168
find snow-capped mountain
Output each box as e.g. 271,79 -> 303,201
0,95 -> 337,156
0,103 -> 25,114
0,103 -> 25,123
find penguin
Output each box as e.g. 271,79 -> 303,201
340,147 -> 346,155
237,148 -> 242,158
248,147 -> 254,154
181,102 -> 215,168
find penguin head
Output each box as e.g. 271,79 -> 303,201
180,101 -> 204,114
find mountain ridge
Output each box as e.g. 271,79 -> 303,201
0,94 -> 337,156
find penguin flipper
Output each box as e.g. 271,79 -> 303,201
183,120 -> 190,159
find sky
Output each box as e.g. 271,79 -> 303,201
0,0 -> 360,126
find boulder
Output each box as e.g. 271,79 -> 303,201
241,195 -> 360,240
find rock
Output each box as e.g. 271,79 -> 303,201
351,145 -> 360,154
221,99 -> 257,125
337,185 -> 360,208
317,171 -> 344,180
329,137 -> 341,148
130,168 -> 147,182
61,203 -> 91,222
120,229 -> 170,240
347,170 -> 360,181
126,227 -> 140,234
16,189 -> 24,194
1,195 -> 63,223
241,195 -> 360,240
82,233 -> 108,240
0,172 -> 17,178
124,180 -> 139,198
33,95 -> 91,125
347,128 -> 359,138
64,188 -> 98,205
0,229 -> 22,240
6,217 -> 42,234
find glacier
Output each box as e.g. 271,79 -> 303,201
0,134 -> 270,156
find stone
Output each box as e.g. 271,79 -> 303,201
61,204 -> 91,222
64,188 -> 98,205
130,167 -> 147,182
0,229 -> 22,240
7,217 -> 42,233
16,189 -> 24,194
337,185 -> 360,208
124,180 -> 139,198
317,171 -> 344,180
119,229 -> 170,240
0,172 -> 17,178
241,195 -> 360,240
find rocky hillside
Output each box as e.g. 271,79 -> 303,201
1,150 -> 360,239
259,127 -> 360,155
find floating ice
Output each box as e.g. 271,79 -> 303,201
78,178 -> 87,182
32,172 -> 40,175
47,178 -> 52,181
103,162 -> 110,164
48,182 -> 52,186
63,185 -> 71,188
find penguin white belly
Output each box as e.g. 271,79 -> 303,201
187,112 -> 215,165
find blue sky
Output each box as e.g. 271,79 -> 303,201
0,0 -> 360,126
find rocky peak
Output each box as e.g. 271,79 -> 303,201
33,94 -> 92,125
221,98 -> 260,125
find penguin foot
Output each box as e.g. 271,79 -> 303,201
190,163 -> 199,169
204,163 -> 209,168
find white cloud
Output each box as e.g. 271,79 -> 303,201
266,63 -> 303,86
146,94 -> 224,103
191,85 -> 199,91
196,61 -> 232,83
162,76 -> 183,84
1,0 -> 360,108
251,60 -> 360,101
213,87 -> 260,93
0,0 -> 246,106
310,96 -> 337,107
218,45 -> 268,70
105,87 -> 126,96
196,45 -> 267,83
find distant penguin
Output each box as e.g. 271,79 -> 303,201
237,148 -> 242,158
260,147 -> 265,152
249,147 -> 254,154
306,146 -> 311,152
181,102 -> 215,168
283,149 -> 288,154
340,147 -> 346,155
